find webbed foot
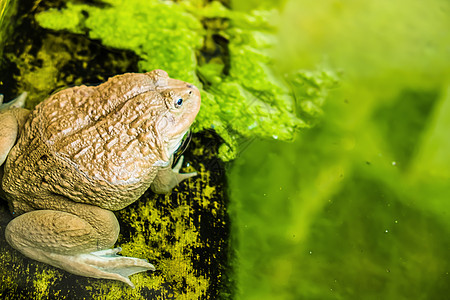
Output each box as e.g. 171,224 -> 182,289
6,208 -> 154,287
67,247 -> 155,288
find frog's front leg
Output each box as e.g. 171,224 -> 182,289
151,156 -> 197,194
5,203 -> 154,287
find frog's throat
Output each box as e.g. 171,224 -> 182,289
167,129 -> 189,157
153,129 -> 188,168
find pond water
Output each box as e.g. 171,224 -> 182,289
229,92 -> 450,299
228,1 -> 450,298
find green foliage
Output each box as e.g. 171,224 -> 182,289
36,0 -> 336,161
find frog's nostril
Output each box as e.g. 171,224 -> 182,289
187,84 -> 193,88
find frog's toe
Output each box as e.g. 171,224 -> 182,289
176,171 -> 198,182
173,155 -> 197,179
173,155 -> 185,172
10,92 -> 27,108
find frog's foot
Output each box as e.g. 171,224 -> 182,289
0,92 -> 27,111
173,155 -> 198,180
151,155 -> 197,194
13,246 -> 155,288
64,248 -> 155,288
5,209 -> 154,288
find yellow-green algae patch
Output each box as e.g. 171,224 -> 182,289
4,31 -> 137,109
115,192 -> 208,299
33,268 -> 64,299
109,150 -> 223,298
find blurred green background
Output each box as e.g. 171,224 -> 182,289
229,0 -> 450,299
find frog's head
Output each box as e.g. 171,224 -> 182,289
146,70 -> 201,164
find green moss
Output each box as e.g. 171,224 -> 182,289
36,0 -> 203,83
35,2 -> 85,35
6,35 -> 71,108
36,0 -> 337,160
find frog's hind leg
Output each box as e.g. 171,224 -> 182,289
5,205 -> 155,287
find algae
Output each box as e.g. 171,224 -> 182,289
36,0 -> 337,161
2,29 -> 139,108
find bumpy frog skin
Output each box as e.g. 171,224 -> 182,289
0,70 -> 201,287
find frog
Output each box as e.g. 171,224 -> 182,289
0,69 -> 201,288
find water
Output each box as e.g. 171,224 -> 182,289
229,91 -> 450,298
229,1 -> 450,298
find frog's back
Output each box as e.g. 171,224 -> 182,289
2,73 -> 164,215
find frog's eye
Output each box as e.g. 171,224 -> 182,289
175,98 -> 183,108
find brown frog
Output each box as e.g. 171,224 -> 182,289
0,70 -> 201,287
